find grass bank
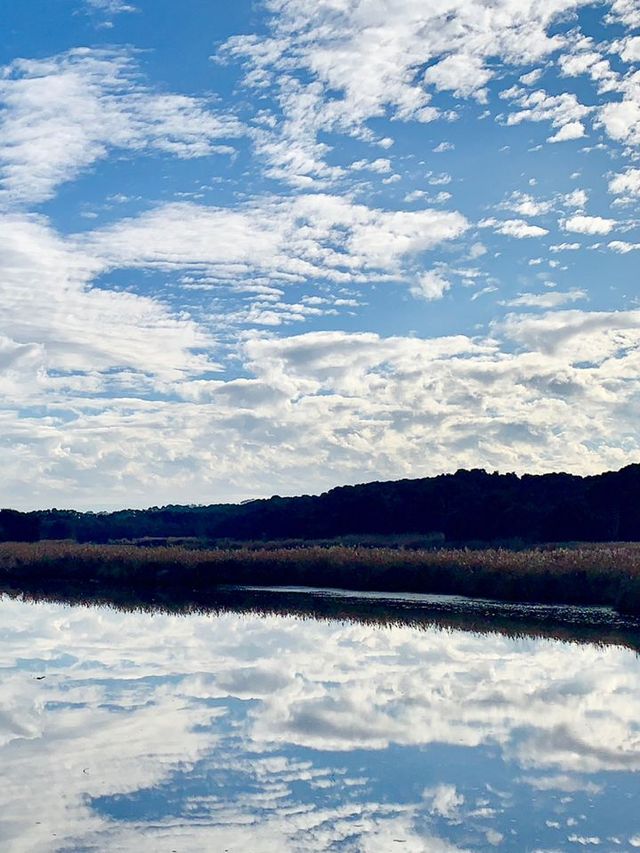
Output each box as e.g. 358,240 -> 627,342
2,540 -> 640,615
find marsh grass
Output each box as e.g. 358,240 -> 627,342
2,540 -> 640,614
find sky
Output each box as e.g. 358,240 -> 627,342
1,0 -> 639,510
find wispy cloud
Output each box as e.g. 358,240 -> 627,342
84,0 -> 138,16
0,49 -> 242,205
0,212 -> 213,380
84,194 -> 469,287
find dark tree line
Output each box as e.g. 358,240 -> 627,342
1,464 -> 639,544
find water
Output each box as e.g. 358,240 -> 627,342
1,590 -> 640,852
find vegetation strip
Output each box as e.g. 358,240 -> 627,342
2,541 -> 640,616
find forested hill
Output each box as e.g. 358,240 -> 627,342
2,464 -> 640,545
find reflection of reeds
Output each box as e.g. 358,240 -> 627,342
2,540 -> 640,614
3,583 -> 640,654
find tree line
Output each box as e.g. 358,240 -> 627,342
1,464 -> 639,544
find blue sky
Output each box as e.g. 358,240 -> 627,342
1,0 -> 639,509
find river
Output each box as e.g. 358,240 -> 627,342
1,588 -> 639,852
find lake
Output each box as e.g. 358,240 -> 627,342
1,588 -> 640,852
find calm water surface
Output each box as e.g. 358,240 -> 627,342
1,591 -> 640,852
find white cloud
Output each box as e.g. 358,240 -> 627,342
506,89 -> 592,137
0,0 -> 639,508
219,0 -> 595,185
548,120 -> 586,142
350,158 -> 392,173
608,0 -> 640,30
0,213 -> 211,381
85,0 -> 137,12
497,308 -> 640,359
520,68 -> 544,86
404,191 -> 428,202
616,35 -> 640,62
558,50 -> 602,77
468,242 -> 487,259
423,784 -> 465,820
562,189 -> 588,208
562,214 -> 617,234
499,192 -> 553,217
599,98 -> 640,147
0,49 -> 242,205
411,270 -> 451,301
505,290 -> 587,309
2,303 -> 639,508
86,195 -> 469,286
479,218 -> 549,238
609,168 -> 640,197
608,240 -> 640,253
424,54 -> 491,101
429,173 -> 452,186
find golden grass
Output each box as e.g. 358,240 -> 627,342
2,540 -> 640,613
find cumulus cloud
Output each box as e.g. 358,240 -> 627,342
562,214 -> 617,234
562,189 -> 589,208
599,99 -> 640,147
423,54 -> 491,101
1,0 -> 639,508
609,168 -> 640,197
411,270 -> 451,301
423,784 -> 465,820
85,0 -> 137,12
550,242 -> 581,251
505,89 -> 592,137
499,191 -> 553,217
608,240 -> 640,253
3,305 -> 638,508
616,35 -> 640,62
350,157 -> 392,173
607,0 -> 640,28
548,120 -> 586,142
479,218 -> 549,238
497,308 -> 640,358
559,50 -> 603,78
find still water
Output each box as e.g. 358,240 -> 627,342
1,589 -> 640,852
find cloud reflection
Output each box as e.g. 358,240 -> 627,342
0,595 -> 638,851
